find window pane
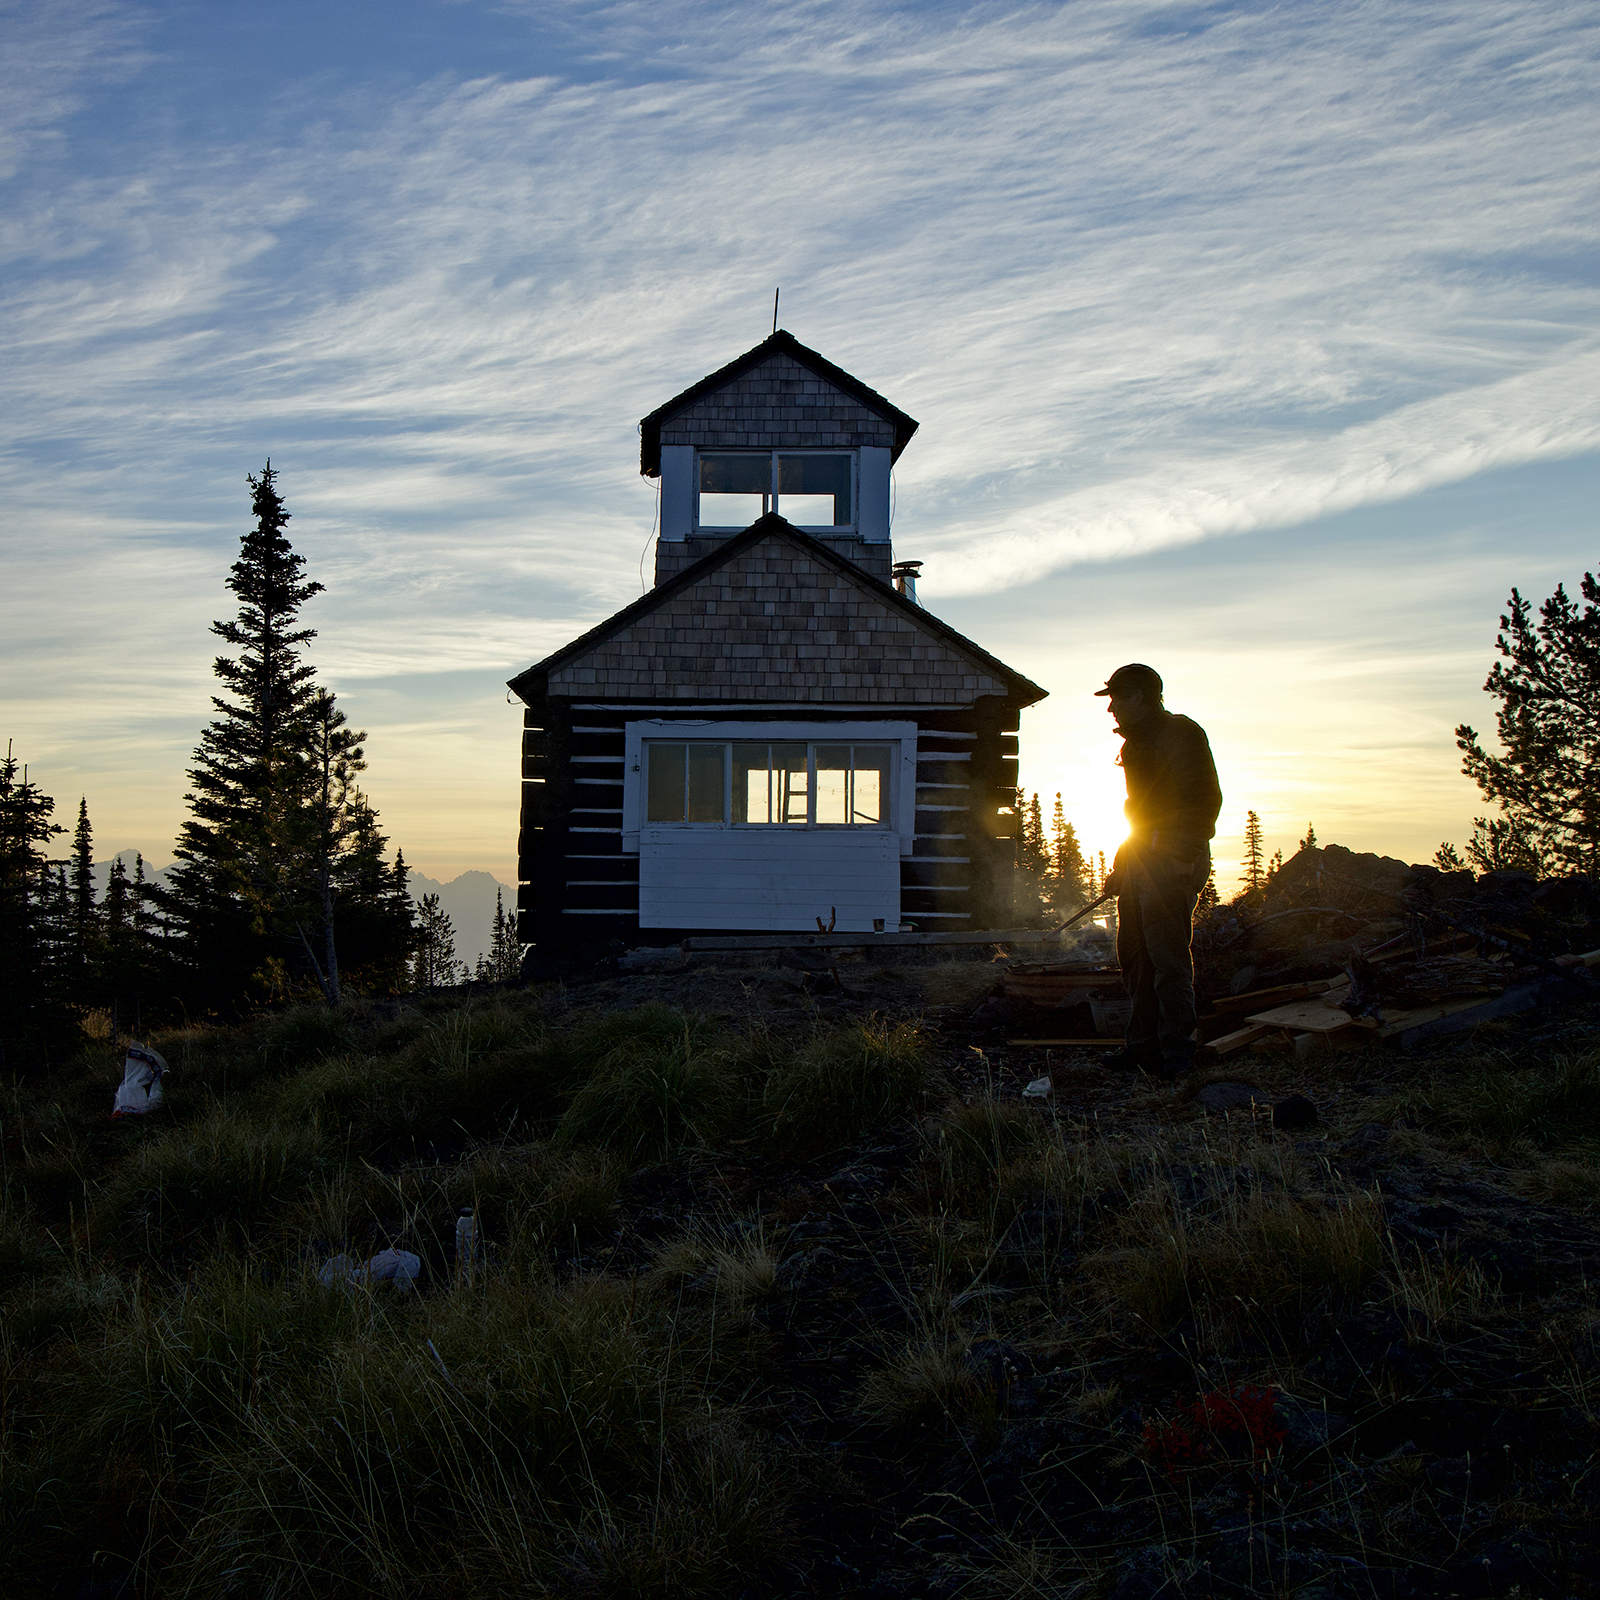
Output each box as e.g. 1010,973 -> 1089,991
777,454 -> 851,526
699,453 -> 770,527
771,742 -> 808,824
687,744 -> 726,822
647,744 -> 686,822
851,745 -> 892,825
815,743 -> 851,825
732,744 -> 769,825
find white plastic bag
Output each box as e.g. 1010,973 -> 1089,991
111,1044 -> 169,1117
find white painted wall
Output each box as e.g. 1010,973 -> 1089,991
858,446 -> 891,542
659,445 -> 694,540
638,827 -> 900,930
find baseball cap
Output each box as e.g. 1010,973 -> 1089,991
1093,663 -> 1163,698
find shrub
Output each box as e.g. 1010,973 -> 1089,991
762,1018 -> 932,1156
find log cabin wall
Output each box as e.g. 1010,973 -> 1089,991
516,695 -> 1023,950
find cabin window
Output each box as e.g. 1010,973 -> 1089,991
697,451 -> 854,532
645,742 -> 726,823
645,740 -> 892,827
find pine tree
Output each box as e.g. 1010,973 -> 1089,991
1433,842 -> 1466,871
487,887 -> 519,982
160,466 -> 410,1007
1016,791 -> 1050,924
272,686 -> 367,1006
1194,860 -> 1219,920
1048,795 -> 1090,910
411,893 -> 462,989
63,796 -> 99,1004
1267,847 -> 1284,882
1299,822 -> 1317,853
1464,817 -> 1543,875
0,745 -> 70,1068
1457,565 -> 1600,873
162,463 -> 324,1003
1241,811 -> 1266,896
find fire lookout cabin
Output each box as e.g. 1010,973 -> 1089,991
508,331 -> 1046,958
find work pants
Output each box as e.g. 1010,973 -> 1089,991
1117,852 -> 1209,1064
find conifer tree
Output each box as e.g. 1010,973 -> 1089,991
411,893 -> 462,989
0,744 -> 69,1067
1194,860 -> 1219,920
160,465 -> 410,1007
487,887 -> 519,982
1241,810 -> 1266,896
1456,565 -> 1600,873
163,463 -> 324,1002
1016,791 -> 1051,923
68,798 -> 96,951
1048,795 -> 1090,910
1433,842 -> 1465,871
1298,822 -> 1317,853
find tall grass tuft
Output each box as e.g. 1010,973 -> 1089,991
1386,1046 -> 1600,1153
762,1017 -> 933,1156
97,1106 -> 325,1251
1083,1135 -> 1383,1343
556,1012 -> 740,1163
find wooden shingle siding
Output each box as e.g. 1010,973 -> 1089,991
656,535 -> 893,587
548,535 -> 1010,704
658,354 -> 898,455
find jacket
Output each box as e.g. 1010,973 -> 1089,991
1118,708 -> 1222,864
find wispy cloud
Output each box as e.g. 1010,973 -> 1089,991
2,0 -> 1597,871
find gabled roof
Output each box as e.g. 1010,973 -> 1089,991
639,330 -> 920,476
508,513 -> 1046,707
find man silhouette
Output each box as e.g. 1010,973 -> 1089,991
1097,664 -> 1222,1076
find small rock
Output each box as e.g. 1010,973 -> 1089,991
1271,1093 -> 1318,1130
1195,1081 -> 1265,1114
1022,1074 -> 1052,1098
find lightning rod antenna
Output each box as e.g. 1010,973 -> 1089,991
772,287 -> 779,334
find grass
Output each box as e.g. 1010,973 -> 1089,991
1383,1045 -> 1600,1155
4,981 -> 1597,1597
0,994 -> 945,1595
761,1016 -> 934,1156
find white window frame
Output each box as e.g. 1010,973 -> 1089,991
623,720 -> 916,855
694,449 -> 858,535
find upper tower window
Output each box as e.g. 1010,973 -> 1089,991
697,451 -> 854,532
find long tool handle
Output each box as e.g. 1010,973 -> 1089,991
1049,889 -> 1114,936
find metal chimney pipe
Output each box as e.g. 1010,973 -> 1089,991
892,560 -> 923,603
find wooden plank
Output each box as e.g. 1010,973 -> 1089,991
1245,997 -> 1363,1032
1379,982 -> 1548,1043
1007,1038 -> 1126,1048
1210,978 -> 1338,1014
1202,1023 -> 1277,1056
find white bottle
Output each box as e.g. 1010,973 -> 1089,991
454,1207 -> 478,1286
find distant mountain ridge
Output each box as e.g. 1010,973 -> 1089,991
406,869 -> 515,972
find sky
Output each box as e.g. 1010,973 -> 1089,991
3,0 -> 1597,898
